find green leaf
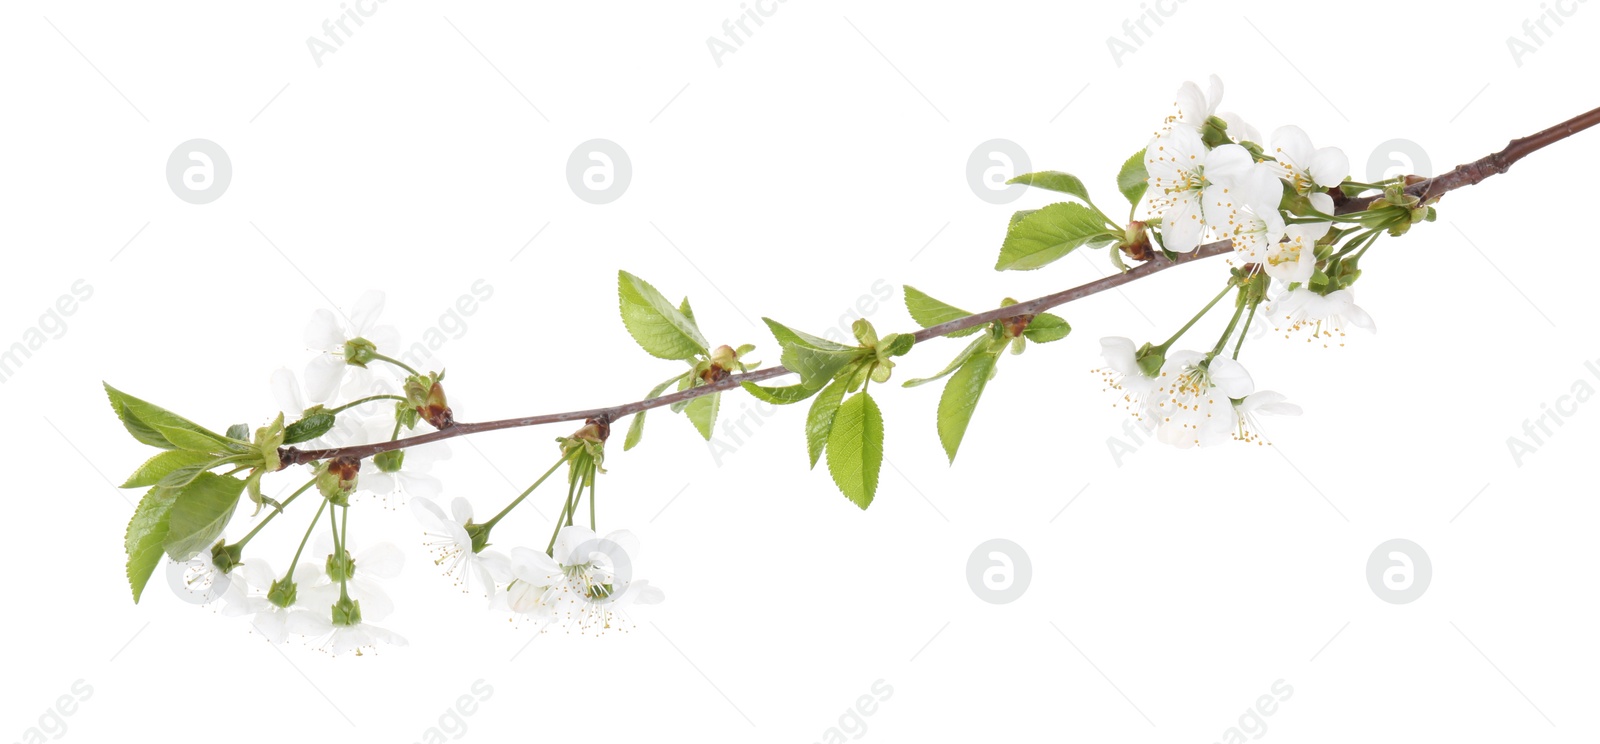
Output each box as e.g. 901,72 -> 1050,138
741,379 -> 821,405
1007,170 -> 1092,203
283,411 -> 336,445
225,423 -> 250,441
1009,209 -> 1038,227
1117,149 -> 1148,210
995,202 -> 1118,271
125,485 -> 179,603
618,271 -> 709,360
678,297 -> 696,325
805,378 -> 849,468
1023,313 -> 1072,344
826,391 -> 884,509
937,351 -> 999,463
154,423 -> 241,454
764,318 -> 860,386
105,387 -> 174,450
104,384 -> 235,451
163,473 -> 246,561
903,286 -> 982,338
903,336 -> 988,388
624,373 -> 687,451
684,391 -> 720,440
121,450 -> 216,489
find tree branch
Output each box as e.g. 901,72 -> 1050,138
279,102 -> 1600,469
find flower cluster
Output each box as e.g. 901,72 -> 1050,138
1096,75 -> 1405,448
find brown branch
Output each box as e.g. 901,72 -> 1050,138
279,102 -> 1600,468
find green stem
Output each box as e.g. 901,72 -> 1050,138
369,352 -> 420,377
546,474 -> 580,556
329,394 -> 406,415
588,469 -> 597,531
480,451 -> 573,531
285,497 -> 329,579
1208,292 -> 1247,358
234,477 -> 316,548
1159,283 -> 1233,351
338,504 -> 351,602
1233,301 -> 1258,361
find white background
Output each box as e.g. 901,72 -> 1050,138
2,1 -> 1597,742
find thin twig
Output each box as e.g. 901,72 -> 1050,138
279,103 -> 1600,468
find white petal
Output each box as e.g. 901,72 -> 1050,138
1099,337 -> 1138,374
602,529 -> 642,564
303,355 -> 345,404
403,473 -> 444,500
304,309 -> 344,350
1161,200 -> 1203,252
287,610 -> 332,635
357,542 -> 405,578
1205,74 -> 1224,113
1270,125 -> 1314,169
270,368 -> 306,416
450,497 -> 475,525
509,547 -> 562,584
553,525 -> 600,567
1309,147 -> 1350,188
351,581 -> 394,621
409,497 -> 450,531
478,550 -> 513,583
1207,357 -> 1255,398
348,291 -> 387,336
1174,80 -> 1207,124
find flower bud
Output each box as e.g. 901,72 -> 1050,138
343,337 -> 378,367
326,549 -> 356,582
210,539 -> 243,574
374,449 -> 405,473
330,596 -> 362,627
316,457 -> 360,506
267,577 -> 298,609
405,374 -> 454,429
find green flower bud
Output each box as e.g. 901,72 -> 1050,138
267,577 -> 298,609
331,596 -> 362,627
326,549 -> 356,583
316,457 -> 360,506
211,539 -> 244,574
343,337 -> 378,367
374,450 -> 405,473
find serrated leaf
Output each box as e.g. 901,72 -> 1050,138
618,271 -> 709,360
154,423 -> 239,453
1118,149 -> 1148,210
1009,209 -> 1038,227
121,450 -> 216,489
105,388 -> 174,450
903,286 -> 982,338
762,317 -> 855,353
678,297 -> 696,325
937,352 -> 999,463
1023,313 -> 1072,344
283,411 -> 336,445
764,318 -> 860,386
805,377 -> 849,468
685,391 -> 720,440
995,202 -> 1118,271
1007,170 -> 1093,203
741,379 -> 821,405
104,384 -> 235,451
125,485 -> 178,603
826,391 -> 883,510
163,473 -> 246,561
903,336 -> 988,388
624,373 -> 687,451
